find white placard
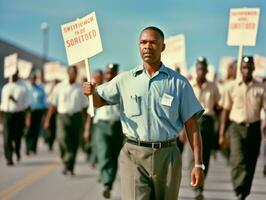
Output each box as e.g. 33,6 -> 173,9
61,12 -> 103,65
227,8 -> 260,46
44,61 -> 67,81
254,55 -> 266,77
4,53 -> 18,78
161,34 -> 188,75
18,59 -> 33,79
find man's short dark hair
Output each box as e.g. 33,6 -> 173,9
196,56 -> 208,67
241,56 -> 254,65
68,65 -> 77,74
141,26 -> 164,40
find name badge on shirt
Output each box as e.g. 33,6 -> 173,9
161,93 -> 173,107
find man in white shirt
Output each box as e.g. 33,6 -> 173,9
92,64 -> 124,199
0,72 -> 30,166
44,66 -> 88,175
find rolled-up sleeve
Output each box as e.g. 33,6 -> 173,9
96,75 -> 121,105
180,81 -> 204,124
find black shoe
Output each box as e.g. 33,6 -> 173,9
70,170 -> 75,176
62,168 -> 75,176
263,166 -> 266,177
195,193 -> 204,200
7,160 -> 14,166
103,185 -> 111,199
62,168 -> 68,175
237,194 -> 246,200
16,156 -> 21,163
16,153 -> 21,163
25,150 -> 30,156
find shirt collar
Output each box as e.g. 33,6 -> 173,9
132,63 -> 170,77
237,78 -> 256,86
191,79 -> 208,89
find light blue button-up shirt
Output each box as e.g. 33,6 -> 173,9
27,83 -> 47,110
96,64 -> 204,142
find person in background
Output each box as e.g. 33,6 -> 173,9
219,56 -> 266,200
189,56 -> 221,200
0,71 -> 30,166
217,59 -> 237,161
25,71 -> 47,155
44,66 -> 89,175
83,69 -> 104,166
262,78 -> 266,177
83,26 -> 205,200
88,64 -> 123,199
44,79 -> 60,151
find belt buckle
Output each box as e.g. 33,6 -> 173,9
152,142 -> 161,149
244,123 -> 250,127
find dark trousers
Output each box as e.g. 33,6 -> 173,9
228,121 -> 261,198
25,109 -> 45,153
199,115 -> 215,177
45,112 -> 56,150
192,115 -> 215,194
94,120 -> 124,189
3,111 -> 25,163
57,112 -> 83,171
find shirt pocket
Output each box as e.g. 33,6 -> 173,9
124,95 -> 142,117
155,96 -> 173,119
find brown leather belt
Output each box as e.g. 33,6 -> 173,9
126,138 -> 176,149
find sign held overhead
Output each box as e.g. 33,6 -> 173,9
18,59 -> 33,79
4,53 -> 18,78
227,8 -> 260,46
61,12 -> 103,65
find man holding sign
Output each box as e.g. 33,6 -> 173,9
83,26 -> 204,200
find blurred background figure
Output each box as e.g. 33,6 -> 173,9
219,56 -> 266,200
262,78 -> 266,177
0,71 -> 30,166
188,56 -> 221,200
44,65 -> 89,176
83,69 -> 104,166
25,70 -> 47,155
44,79 -> 60,151
91,63 -> 124,199
216,59 -> 237,162
225,59 -> 237,82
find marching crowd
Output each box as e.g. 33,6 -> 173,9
1,27 -> 266,200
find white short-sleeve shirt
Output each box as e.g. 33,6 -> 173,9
0,80 -> 31,112
50,80 -> 88,114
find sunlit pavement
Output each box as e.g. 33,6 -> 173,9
0,135 -> 265,200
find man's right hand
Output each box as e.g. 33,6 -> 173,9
83,82 -> 96,96
219,134 -> 225,148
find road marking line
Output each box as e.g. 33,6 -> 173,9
0,159 -> 60,200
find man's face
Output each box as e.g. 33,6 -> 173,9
139,29 -> 165,64
241,62 -> 254,82
104,69 -> 116,82
93,72 -> 103,84
196,63 -> 208,81
68,68 -> 77,83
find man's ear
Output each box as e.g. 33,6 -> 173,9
251,64 -> 255,71
162,43 -> 165,52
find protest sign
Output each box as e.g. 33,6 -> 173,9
61,12 -> 103,116
4,53 -> 18,78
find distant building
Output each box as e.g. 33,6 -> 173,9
0,39 -> 49,87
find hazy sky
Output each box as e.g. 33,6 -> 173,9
0,0 -> 265,73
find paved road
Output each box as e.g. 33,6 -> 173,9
0,136 -> 265,200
